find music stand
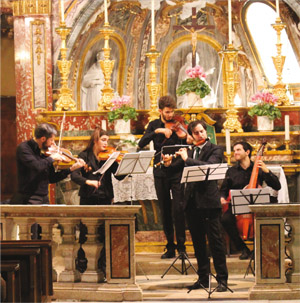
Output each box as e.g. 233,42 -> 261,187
181,163 -> 234,298
231,188 -> 271,278
115,151 -> 155,205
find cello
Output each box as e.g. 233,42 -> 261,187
235,140 -> 267,240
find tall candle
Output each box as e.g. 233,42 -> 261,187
104,0 -> 108,23
101,119 -> 107,131
285,115 -> 290,141
149,141 -> 154,151
151,0 -> 155,46
276,0 -> 280,18
228,0 -> 232,45
225,129 -> 231,155
60,0 -> 64,22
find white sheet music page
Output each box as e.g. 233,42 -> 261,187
93,151 -> 120,175
115,153 -> 139,175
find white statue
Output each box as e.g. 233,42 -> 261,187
81,51 -> 104,111
176,52 -> 216,108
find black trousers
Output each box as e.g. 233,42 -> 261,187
154,176 -> 186,250
221,204 -> 247,251
186,207 -> 228,282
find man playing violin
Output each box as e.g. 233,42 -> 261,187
11,123 -> 85,205
170,119 -> 228,292
220,141 -> 281,260
71,127 -> 126,276
138,95 -> 192,259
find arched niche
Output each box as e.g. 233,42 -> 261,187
160,34 -> 224,108
76,31 -> 126,110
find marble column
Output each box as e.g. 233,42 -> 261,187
12,0 -> 53,143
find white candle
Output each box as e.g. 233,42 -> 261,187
101,119 -> 107,131
225,129 -> 231,155
228,0 -> 232,45
151,0 -> 155,46
104,0 -> 108,24
285,115 -> 290,141
60,0 -> 64,23
276,0 -> 280,18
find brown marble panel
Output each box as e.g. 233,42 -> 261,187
261,224 -> 281,279
110,225 -> 130,278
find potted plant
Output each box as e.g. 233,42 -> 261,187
248,90 -> 281,131
176,65 -> 211,107
108,95 -> 138,134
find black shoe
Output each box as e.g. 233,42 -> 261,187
239,247 -> 252,260
187,278 -> 209,290
161,249 -> 175,259
216,280 -> 228,292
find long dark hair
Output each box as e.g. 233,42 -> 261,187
84,127 -> 108,152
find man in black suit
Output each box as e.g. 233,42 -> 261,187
138,96 -> 191,259
174,120 -> 228,292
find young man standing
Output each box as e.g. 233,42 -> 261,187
174,120 -> 228,292
220,141 -> 281,259
138,95 -> 189,258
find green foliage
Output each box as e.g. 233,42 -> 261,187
107,105 -> 138,123
248,103 -> 281,120
176,77 -> 211,98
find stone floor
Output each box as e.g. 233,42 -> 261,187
54,252 -> 299,302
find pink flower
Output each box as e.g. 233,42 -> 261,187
250,90 -> 278,105
185,65 -> 207,79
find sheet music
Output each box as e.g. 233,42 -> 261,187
93,151 -> 120,175
181,163 -> 228,183
115,151 -> 155,176
231,188 -> 271,215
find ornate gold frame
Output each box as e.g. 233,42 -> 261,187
76,30 -> 126,110
160,34 -> 224,100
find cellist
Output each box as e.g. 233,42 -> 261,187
220,141 -> 281,260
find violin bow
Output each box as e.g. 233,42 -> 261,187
57,112 -> 66,154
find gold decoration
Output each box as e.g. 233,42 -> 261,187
222,44 -> 243,133
146,45 -> 161,122
271,18 -> 290,106
55,23 -> 76,111
98,25 -> 115,110
12,0 -> 51,16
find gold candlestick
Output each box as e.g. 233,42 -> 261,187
98,24 -> 115,110
222,44 -> 243,133
271,18 -> 290,106
225,153 -> 231,165
284,139 -> 290,151
55,22 -> 76,111
146,45 -> 161,122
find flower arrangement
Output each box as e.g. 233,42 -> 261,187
248,91 -> 281,120
176,65 -> 211,98
108,95 -> 138,123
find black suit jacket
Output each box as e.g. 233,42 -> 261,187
183,141 -> 224,209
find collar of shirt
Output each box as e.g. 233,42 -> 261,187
236,160 -> 254,171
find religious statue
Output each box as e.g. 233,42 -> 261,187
81,51 -> 105,111
181,26 -> 205,57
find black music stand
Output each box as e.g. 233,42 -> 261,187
115,151 -> 155,205
181,163 -> 234,298
231,188 -> 271,278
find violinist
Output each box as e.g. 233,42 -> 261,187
71,127 -> 126,277
11,123 -> 85,205
220,141 -> 281,260
138,95 -> 193,259
71,127 -> 126,205
170,119 -> 228,292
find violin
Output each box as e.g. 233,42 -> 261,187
164,115 -> 189,139
97,146 -> 127,163
45,144 -> 78,163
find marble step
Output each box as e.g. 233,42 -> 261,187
136,253 -> 253,276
